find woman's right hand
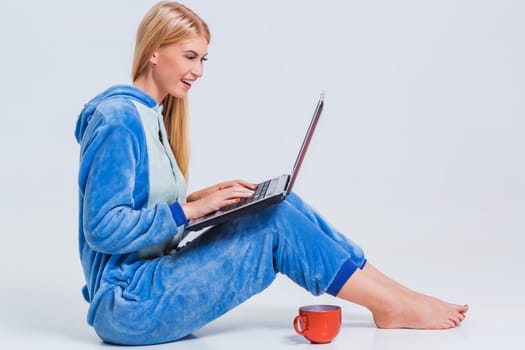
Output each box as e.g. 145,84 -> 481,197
181,183 -> 255,220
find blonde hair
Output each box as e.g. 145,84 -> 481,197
132,1 -> 210,181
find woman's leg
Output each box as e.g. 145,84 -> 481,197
337,262 -> 469,329
285,192 -> 365,261
285,193 -> 469,329
92,198 -> 364,345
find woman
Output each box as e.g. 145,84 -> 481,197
75,1 -> 468,345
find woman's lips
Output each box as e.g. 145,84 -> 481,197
181,79 -> 192,89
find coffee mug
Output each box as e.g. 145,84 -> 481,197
293,305 -> 342,344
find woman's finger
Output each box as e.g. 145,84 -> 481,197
225,198 -> 241,206
221,179 -> 257,190
224,187 -> 254,198
236,179 -> 258,189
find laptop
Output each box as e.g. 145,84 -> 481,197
186,92 -> 325,231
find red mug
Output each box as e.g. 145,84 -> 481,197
293,305 -> 342,344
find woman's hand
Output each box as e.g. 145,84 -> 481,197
182,180 -> 258,220
187,180 -> 257,202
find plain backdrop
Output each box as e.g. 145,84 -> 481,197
0,0 -> 523,348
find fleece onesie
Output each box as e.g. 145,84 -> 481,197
75,85 -> 366,345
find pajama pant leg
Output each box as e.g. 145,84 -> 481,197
91,193 -> 365,345
285,192 -> 366,268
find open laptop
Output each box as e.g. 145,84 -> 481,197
186,92 -> 325,231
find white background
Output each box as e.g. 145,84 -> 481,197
0,1 -> 523,349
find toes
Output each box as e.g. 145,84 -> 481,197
443,320 -> 455,329
449,316 -> 460,326
459,304 -> 469,313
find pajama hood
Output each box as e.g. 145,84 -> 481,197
75,85 -> 153,142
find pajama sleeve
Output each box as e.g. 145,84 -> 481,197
78,111 -> 185,255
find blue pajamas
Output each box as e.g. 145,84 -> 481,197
75,86 -> 366,346
91,193 -> 365,345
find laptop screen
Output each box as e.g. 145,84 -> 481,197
286,92 -> 325,193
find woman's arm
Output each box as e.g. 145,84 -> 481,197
79,120 -> 182,255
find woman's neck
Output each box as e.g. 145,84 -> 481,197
133,72 -> 165,104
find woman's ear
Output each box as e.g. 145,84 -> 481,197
150,51 -> 158,65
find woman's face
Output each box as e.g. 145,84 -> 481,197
151,35 -> 208,100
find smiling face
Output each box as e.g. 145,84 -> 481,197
144,35 -> 209,102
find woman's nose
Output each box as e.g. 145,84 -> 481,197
192,62 -> 204,78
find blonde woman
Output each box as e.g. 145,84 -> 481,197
75,1 -> 468,345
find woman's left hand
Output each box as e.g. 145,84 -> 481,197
187,179 -> 258,202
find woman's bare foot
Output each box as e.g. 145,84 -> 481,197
336,262 -> 469,329
372,291 -> 469,329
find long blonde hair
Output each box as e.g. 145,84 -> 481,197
132,1 -> 210,181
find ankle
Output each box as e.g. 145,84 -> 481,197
370,291 -> 414,328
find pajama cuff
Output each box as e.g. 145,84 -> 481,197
326,258 -> 367,296
168,202 -> 188,227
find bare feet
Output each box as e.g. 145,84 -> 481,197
337,262 -> 469,329
372,291 -> 469,329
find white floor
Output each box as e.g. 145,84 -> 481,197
2,256 -> 524,350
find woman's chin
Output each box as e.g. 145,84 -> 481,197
169,86 -> 190,99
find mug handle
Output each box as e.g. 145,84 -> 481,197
293,315 -> 308,335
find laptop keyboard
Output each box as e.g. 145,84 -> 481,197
221,179 -> 271,212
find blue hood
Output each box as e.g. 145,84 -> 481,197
75,85 -> 157,143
